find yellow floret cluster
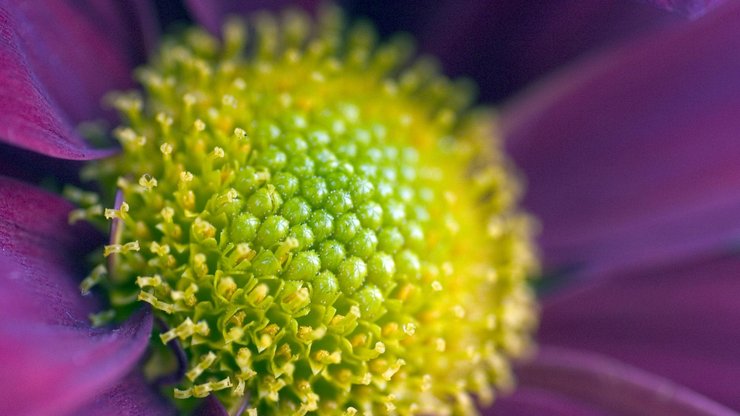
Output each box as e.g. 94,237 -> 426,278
75,7 -> 538,416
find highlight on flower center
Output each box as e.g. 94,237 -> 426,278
69,6 -> 538,415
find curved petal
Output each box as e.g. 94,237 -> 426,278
0,176 -> 153,416
504,1 -> 740,280
644,0 -> 726,17
76,371 -> 175,416
192,395 -> 230,416
342,0 -> 682,102
153,318 -> 188,386
489,347 -> 738,416
539,254 -> 740,410
0,141 -> 86,188
0,0 -> 157,160
185,0 -> 319,36
488,387 -> 611,416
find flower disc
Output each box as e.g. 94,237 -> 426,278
81,7 -> 538,416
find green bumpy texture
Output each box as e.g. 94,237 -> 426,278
81,7 -> 538,416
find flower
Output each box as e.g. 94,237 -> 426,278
0,1 -> 738,416
86,10 -> 538,414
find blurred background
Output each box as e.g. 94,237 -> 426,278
152,0 -> 681,103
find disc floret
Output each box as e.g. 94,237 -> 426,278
80,7 -> 537,415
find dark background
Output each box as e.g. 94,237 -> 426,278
152,0 -> 677,103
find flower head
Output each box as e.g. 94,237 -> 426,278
0,1 -> 739,416
80,8 -> 537,414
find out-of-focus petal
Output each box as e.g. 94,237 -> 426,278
0,141 -> 85,187
645,0 -> 726,18
342,0 -> 681,102
504,1 -> 740,279
0,175 -> 100,318
153,318 -> 188,386
5,0 -> 158,124
76,371 -> 175,416
0,176 -> 153,416
185,0 -> 318,35
539,254 -> 740,411
488,386 -> 610,416
192,395 -> 230,416
0,0 -> 157,159
0,305 -> 155,416
490,347 -> 738,416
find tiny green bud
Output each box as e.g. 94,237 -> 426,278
230,212 -> 260,243
312,271 -> 340,306
256,215 -> 290,248
285,251 -> 321,281
334,213 -> 360,243
337,256 -> 367,295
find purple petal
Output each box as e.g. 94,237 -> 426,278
0,309 -> 155,416
0,141 -> 86,188
76,371 -> 175,416
490,347 -> 737,416
0,0 -> 156,159
153,318 -> 188,386
488,387 -> 611,416
643,0 -> 726,18
0,176 -> 154,415
539,254 -> 740,410
192,395 -> 230,416
504,1 -> 740,279
344,0 -> 682,102
0,175 -> 101,319
185,0 -> 319,36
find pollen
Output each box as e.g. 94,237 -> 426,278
80,6 -> 538,416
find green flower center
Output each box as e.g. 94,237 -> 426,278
75,7 -> 537,416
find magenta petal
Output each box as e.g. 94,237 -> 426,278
0,176 -> 153,415
539,254 -> 740,410
0,141 -> 87,191
0,310 -> 154,416
192,395 -> 230,416
153,318 -> 188,386
76,371 -> 175,416
504,1 -> 740,279
0,0 -> 156,159
192,394 -> 251,416
490,347 -> 737,416
644,0 -> 726,17
0,175 -> 101,320
185,0 -> 319,35
488,387 -> 611,416
348,0 -> 681,102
